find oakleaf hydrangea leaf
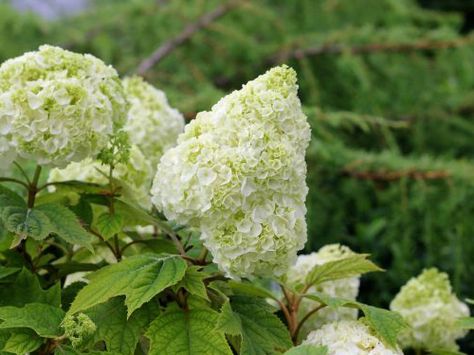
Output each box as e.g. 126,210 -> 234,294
69,254 -> 187,317
0,303 -> 65,337
146,307 -> 232,355
219,296 -> 292,355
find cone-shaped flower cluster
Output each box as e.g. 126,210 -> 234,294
0,45 -> 127,167
304,320 -> 403,355
49,145 -> 153,209
151,65 -> 310,279
123,76 -> 184,167
287,244 -> 360,337
390,268 -> 470,351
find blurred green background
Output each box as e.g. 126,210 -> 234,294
1,0 -> 474,351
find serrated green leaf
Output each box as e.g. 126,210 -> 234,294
0,268 -> 60,307
95,212 -> 123,240
284,344 -> 328,355
228,280 -> 278,301
0,266 -> 19,280
356,303 -> 407,349
305,254 -> 382,287
174,266 -> 209,301
146,307 -> 232,355
222,296 -> 293,355
69,254 -> 187,317
36,203 -> 94,251
456,317 -> 474,330
2,206 -> 53,241
1,328 -> 43,354
217,301 -> 242,336
85,297 -> 156,355
0,303 -> 65,337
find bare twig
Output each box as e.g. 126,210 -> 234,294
136,0 -> 243,75
343,168 -> 450,182
271,35 -> 474,64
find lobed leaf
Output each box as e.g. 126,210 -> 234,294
85,297 -> 158,355
69,253 -> 187,317
0,303 -> 65,338
227,280 -> 278,301
146,306 -> 232,355
95,212 -> 123,240
1,329 -> 43,354
0,268 -> 60,307
305,254 -> 383,287
174,266 -> 210,301
218,296 -> 292,355
36,203 -> 94,251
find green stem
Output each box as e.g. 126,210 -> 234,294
292,304 -> 326,344
16,165 -> 42,271
28,165 -> 42,208
198,247 -> 208,263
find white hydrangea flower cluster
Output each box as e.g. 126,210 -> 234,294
287,244 -> 360,338
390,268 -> 470,351
151,65 -> 310,279
123,76 -> 185,167
0,45 -> 127,167
304,320 -> 403,355
48,145 -> 153,209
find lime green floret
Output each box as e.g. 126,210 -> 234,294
123,76 -> 184,168
151,65 -> 311,279
0,45 -> 128,167
390,268 -> 470,351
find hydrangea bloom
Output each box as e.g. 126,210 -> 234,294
390,268 -> 470,351
287,244 -> 360,338
123,76 -> 185,167
0,45 -> 127,167
48,145 -> 153,209
151,65 -> 310,279
304,320 -> 403,355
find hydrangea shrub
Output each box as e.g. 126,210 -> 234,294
390,268 -> 470,351
0,45 -> 127,167
123,76 -> 185,167
152,65 -> 310,279
0,47 -> 471,355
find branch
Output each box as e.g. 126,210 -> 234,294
136,0 -> 243,75
343,168 -> 450,182
271,35 -> 474,64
